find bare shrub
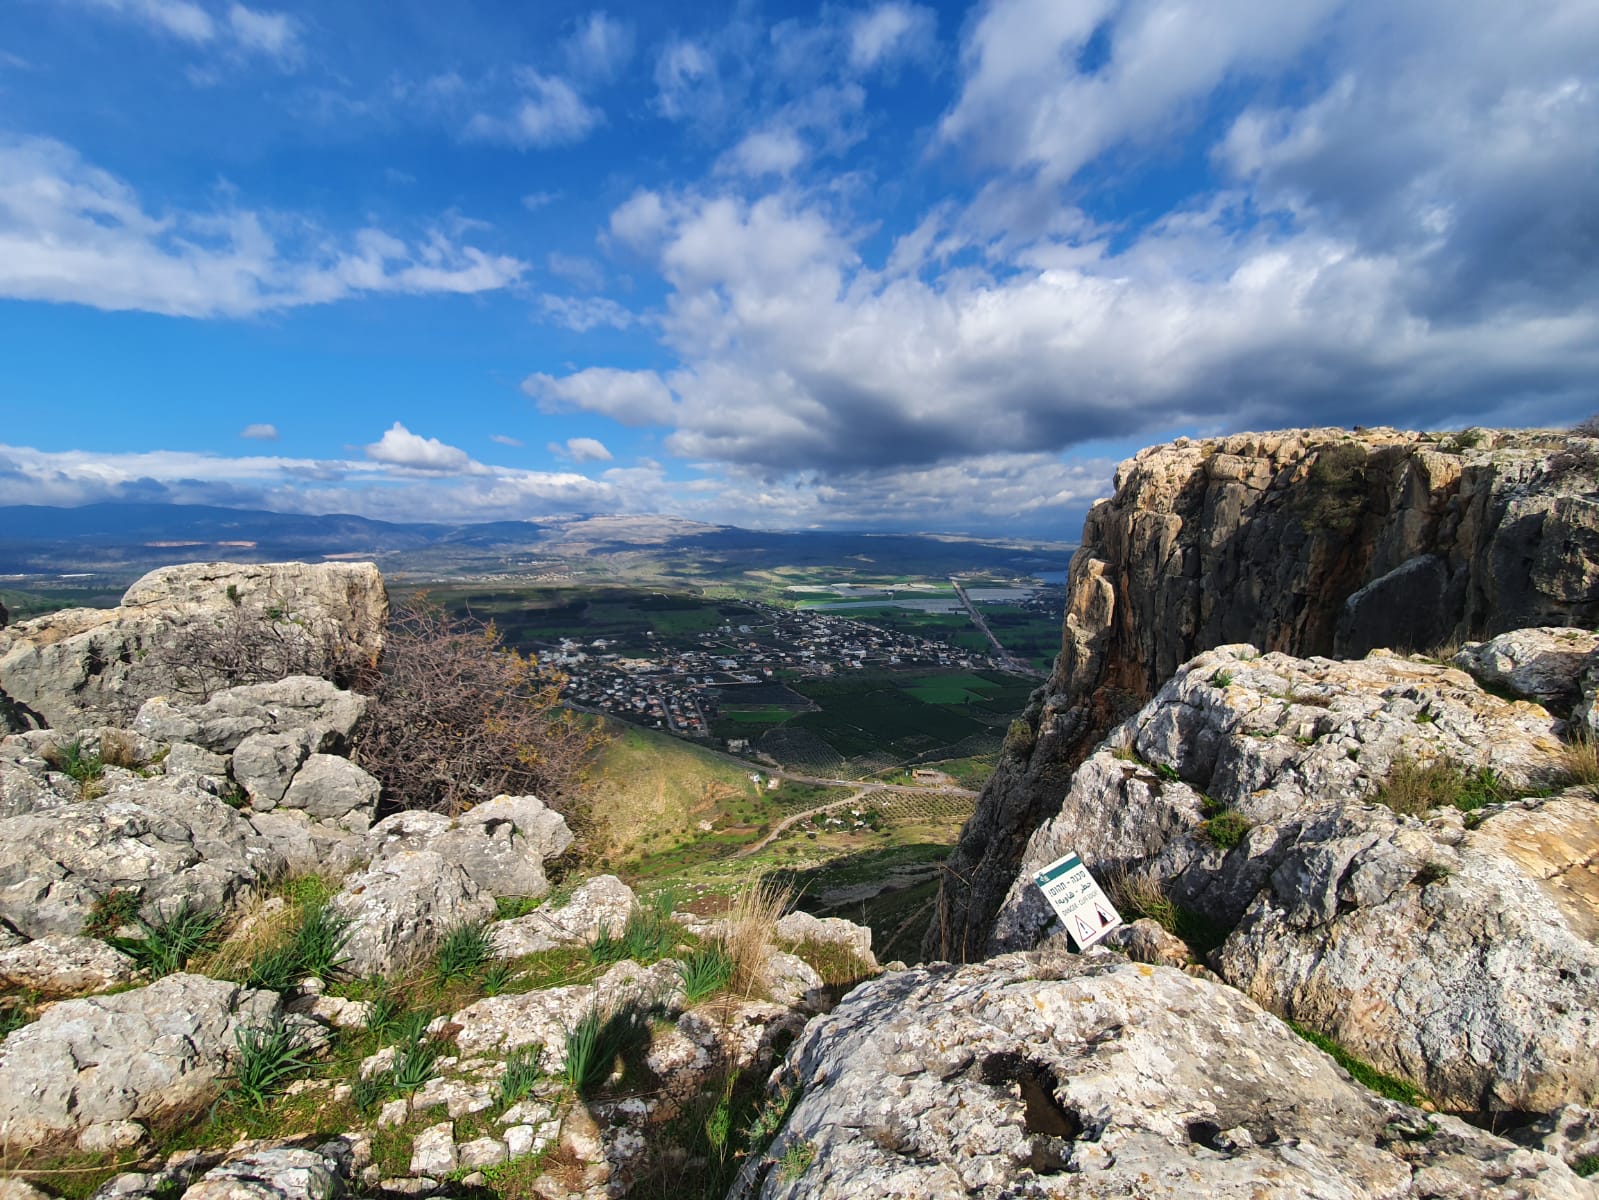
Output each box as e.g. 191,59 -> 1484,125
157,602 -> 373,703
1559,733 -> 1599,791
350,599 -> 610,820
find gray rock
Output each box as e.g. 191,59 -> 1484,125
231,731 -> 314,808
0,562 -> 386,731
0,933 -> 139,995
247,810 -> 365,880
279,755 -> 380,828
135,677 -> 366,756
931,428 -> 1599,962
995,645 -> 1595,1116
163,742 -> 232,786
181,1134 -> 370,1200
0,776 -> 283,937
365,795 -> 571,901
0,973 -> 280,1150
1453,627 -> 1599,714
774,911 -> 876,970
327,851 -> 496,977
735,951 -> 1594,1200
408,1123 -> 457,1178
489,875 -> 635,957
457,1137 -> 507,1170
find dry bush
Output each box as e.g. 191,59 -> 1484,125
1111,867 -> 1179,933
1559,734 -> 1599,790
153,601 -> 374,704
99,729 -> 143,770
721,876 -> 796,997
350,599 -> 610,820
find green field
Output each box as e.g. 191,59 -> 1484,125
977,603 -> 1063,671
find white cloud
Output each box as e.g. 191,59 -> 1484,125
467,70 -> 601,148
489,433 -> 524,447
549,436 -> 614,463
240,423 -> 278,440
521,191 -> 560,212
524,368 -> 677,426
848,3 -> 937,71
564,11 -> 633,82
364,423 -> 485,475
724,129 -> 806,177
653,39 -> 715,121
538,293 -> 636,332
547,251 -> 605,290
75,0 -> 302,66
0,136 -> 526,317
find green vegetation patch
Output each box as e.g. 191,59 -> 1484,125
1290,1022 -> 1428,1106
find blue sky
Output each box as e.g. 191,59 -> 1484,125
1,0 -> 1596,536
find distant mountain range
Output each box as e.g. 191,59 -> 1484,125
0,503 -> 1075,585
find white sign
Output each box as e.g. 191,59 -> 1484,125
1034,851 -> 1123,951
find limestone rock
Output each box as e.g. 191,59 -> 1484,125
931,428 -> 1599,962
0,973 -> 279,1150
0,562 -> 385,731
408,1123 -> 457,1178
327,851 -> 495,977
1453,627 -> 1599,714
278,754 -> 379,829
995,645 -> 1596,1115
0,933 -> 138,996
761,951 -> 825,1011
0,775 -> 283,937
736,951 -> 1594,1199
135,677 -> 366,756
231,731 -> 314,808
181,1135 -> 370,1200
1102,918 -> 1192,968
774,911 -> 877,970
246,810 -> 364,880
489,875 -> 635,957
163,742 -> 232,787
366,794 -> 572,900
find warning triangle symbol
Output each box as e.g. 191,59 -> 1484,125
1095,905 -> 1114,927
1074,916 -> 1096,942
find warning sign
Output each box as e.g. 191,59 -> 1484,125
1034,852 -> 1123,951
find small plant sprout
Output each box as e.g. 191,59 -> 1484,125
497,1043 -> 543,1109
434,919 -> 495,983
229,1016 -> 315,1109
110,899 -> 222,977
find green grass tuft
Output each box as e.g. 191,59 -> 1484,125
1290,1022 -> 1427,1106
228,1016 -> 316,1109
110,899 -> 222,977
497,1043 -> 544,1110
676,941 -> 736,1005
434,919 -> 495,983
1198,810 -> 1251,850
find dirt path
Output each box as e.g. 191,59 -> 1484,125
733,788 -> 875,858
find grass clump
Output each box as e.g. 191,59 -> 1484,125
434,919 -> 496,983
778,1137 -> 816,1182
110,899 -> 223,977
228,1015 -> 316,1108
1574,1154 -> 1599,1177
677,941 -> 736,1006
82,888 -> 142,938
722,877 -> 795,996
42,738 -> 104,785
1375,756 -> 1540,816
1290,1022 -> 1427,1106
590,889 -> 680,968
497,1043 -> 544,1109
243,902 -> 351,991
1198,809 -> 1251,850
562,1001 -> 653,1096
1559,735 -> 1599,791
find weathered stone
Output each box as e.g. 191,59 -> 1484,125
366,795 -> 571,901
0,562 -> 386,731
0,776 -> 283,937
489,875 -> 635,957
761,951 -> 824,1012
0,973 -> 279,1150
408,1123 -> 457,1178
1102,917 -> 1192,968
0,933 -> 138,995
994,645 -> 1595,1116
931,428 -> 1599,962
135,677 -> 366,756
246,810 -> 364,880
457,1137 -> 507,1170
163,742 -> 232,784
231,731 -> 314,808
182,1134 -> 369,1200
1453,627 -> 1599,714
278,754 -> 380,828
327,851 -> 495,977
774,911 -> 876,970
735,951 -> 1594,1199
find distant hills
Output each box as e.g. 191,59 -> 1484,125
0,503 -> 1075,586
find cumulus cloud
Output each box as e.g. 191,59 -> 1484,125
549,436 -> 614,463
489,433 -> 524,447
0,137 -> 526,317
239,423 -> 278,440
538,293 -> 636,332
467,70 -> 601,148
364,423 -> 485,475
847,2 -> 937,71
564,11 -> 633,82
523,368 -> 677,426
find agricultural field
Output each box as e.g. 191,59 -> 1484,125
977,602 -> 1066,671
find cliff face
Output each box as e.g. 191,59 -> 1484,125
927,425 -> 1599,961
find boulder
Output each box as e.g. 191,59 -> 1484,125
1453,628 -> 1599,714
774,911 -> 877,970
135,677 -> 366,756
994,645 -> 1596,1115
489,875 -> 635,957
278,755 -> 380,829
0,776 -> 283,938
734,951 -> 1594,1199
365,795 -> 572,900
247,810 -> 365,880
0,973 -> 280,1150
180,1135 -> 370,1200
327,851 -> 496,977
0,933 -> 139,996
231,731 -> 314,808
0,562 -> 385,731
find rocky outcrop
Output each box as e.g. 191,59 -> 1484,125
931,426 -> 1599,962
738,951 -> 1595,1199
134,677 -> 367,756
365,794 -> 573,900
0,562 -> 386,730
489,875 -> 636,956
991,645 -> 1597,1116
0,775 -> 283,937
327,851 -> 497,977
0,973 -> 282,1150
0,933 -> 138,996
